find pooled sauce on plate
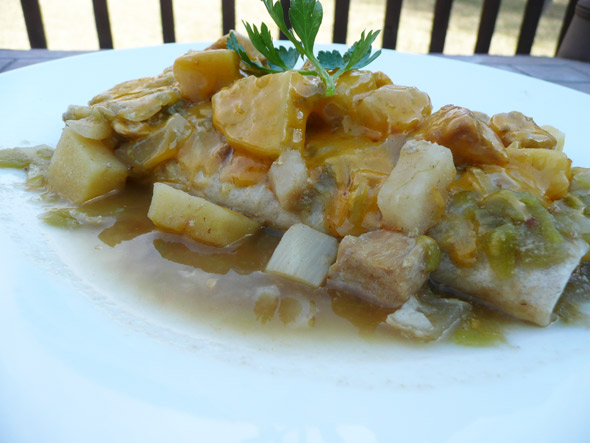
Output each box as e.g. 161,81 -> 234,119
42,182 -> 590,346
42,183 -> 399,342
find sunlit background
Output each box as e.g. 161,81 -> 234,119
0,0 -> 570,56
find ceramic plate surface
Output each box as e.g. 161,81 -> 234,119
1,44 -> 589,443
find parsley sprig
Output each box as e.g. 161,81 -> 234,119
227,0 -> 382,96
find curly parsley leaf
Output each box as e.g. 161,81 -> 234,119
243,22 -> 300,71
316,49 -> 344,70
232,0 -> 382,96
263,0 -> 291,35
227,32 -> 280,74
289,0 -> 323,52
317,31 -> 381,73
341,30 -> 382,71
275,45 -> 300,70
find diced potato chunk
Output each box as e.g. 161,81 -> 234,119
173,49 -> 242,103
268,150 -> 309,210
207,32 -> 267,66
116,113 -> 192,174
377,140 -> 456,235
353,84 -> 432,136
505,147 -> 571,201
313,70 -> 392,126
147,182 -> 260,247
212,71 -> 324,158
490,111 -> 557,149
265,223 -> 338,288
47,127 -> 128,204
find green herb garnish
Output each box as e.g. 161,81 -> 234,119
228,0 -> 382,96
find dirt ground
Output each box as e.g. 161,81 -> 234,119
0,0 -> 569,56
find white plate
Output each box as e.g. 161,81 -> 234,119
1,44 -> 590,443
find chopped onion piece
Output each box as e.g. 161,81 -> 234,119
265,223 -> 338,288
380,292 -> 470,341
541,124 -> 565,151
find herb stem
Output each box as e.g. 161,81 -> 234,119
232,0 -> 380,97
305,52 -> 335,96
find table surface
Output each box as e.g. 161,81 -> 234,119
1,48 -> 590,95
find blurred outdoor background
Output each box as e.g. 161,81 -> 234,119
0,0 -> 570,56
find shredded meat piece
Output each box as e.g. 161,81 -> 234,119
327,230 -> 432,308
414,105 -> 507,166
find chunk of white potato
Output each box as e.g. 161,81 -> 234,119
47,127 -> 128,204
207,32 -> 267,66
268,149 -> 308,210
353,84 -> 432,136
377,140 -> 456,235
147,182 -> 260,247
173,49 -> 242,103
212,71 -> 323,158
266,223 -> 338,288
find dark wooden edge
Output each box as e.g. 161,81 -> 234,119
333,0 -> 351,44
20,0 -> 47,49
279,0 -> 291,40
92,0 -> 113,49
222,0 -> 236,34
383,0 -> 403,49
556,0 -> 579,53
474,0 -> 501,54
516,0 -> 544,55
160,0 -> 176,43
430,0 -> 454,53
